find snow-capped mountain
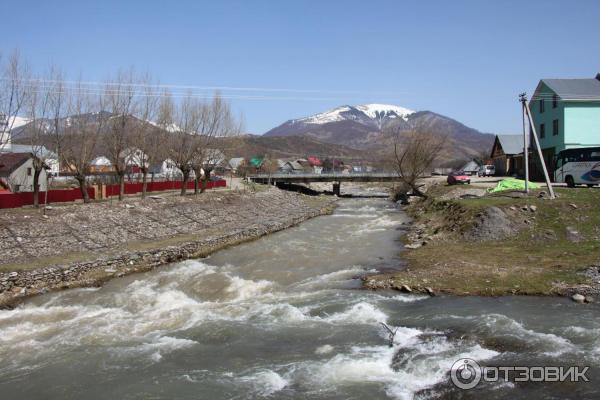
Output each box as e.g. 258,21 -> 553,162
290,103 -> 415,130
264,104 -> 495,161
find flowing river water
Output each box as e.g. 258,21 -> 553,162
0,197 -> 599,399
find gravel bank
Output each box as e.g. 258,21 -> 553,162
0,187 -> 337,307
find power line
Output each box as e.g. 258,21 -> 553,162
0,77 -> 404,97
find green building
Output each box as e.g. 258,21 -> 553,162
530,74 -> 600,168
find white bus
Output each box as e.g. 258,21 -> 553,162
554,147 -> 600,187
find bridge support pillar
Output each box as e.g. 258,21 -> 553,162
332,182 -> 341,196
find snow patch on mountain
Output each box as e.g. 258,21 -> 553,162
6,116 -> 31,130
355,104 -> 414,120
290,104 -> 415,129
292,106 -> 353,125
146,119 -> 181,133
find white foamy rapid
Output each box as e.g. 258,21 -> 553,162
231,327 -> 499,400
239,369 -> 289,396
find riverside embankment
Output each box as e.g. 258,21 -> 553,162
0,187 -> 337,307
364,181 -> 600,299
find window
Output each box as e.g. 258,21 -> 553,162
27,167 -> 32,176
555,157 -> 562,169
553,94 -> 558,108
540,123 -> 545,138
539,99 -> 545,113
561,149 -> 600,162
553,119 -> 559,136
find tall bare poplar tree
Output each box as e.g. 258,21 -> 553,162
127,77 -> 163,198
104,70 -> 137,201
166,94 -> 202,195
190,94 -> 238,194
23,72 -> 53,206
57,81 -> 107,203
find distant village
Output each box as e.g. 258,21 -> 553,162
0,126 -> 375,196
1,72 -> 599,207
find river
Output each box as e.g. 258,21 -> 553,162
0,197 -> 598,399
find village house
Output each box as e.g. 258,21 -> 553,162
490,134 -> 524,176
89,156 -> 113,173
1,144 -> 60,176
228,157 -> 245,174
530,74 -> 600,171
148,158 -> 182,180
459,159 -> 481,176
205,149 -> 227,173
307,156 -> 323,174
0,152 -> 48,193
121,147 -> 148,174
277,159 -> 291,173
276,158 -> 309,174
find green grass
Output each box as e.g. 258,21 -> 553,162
377,186 -> 600,296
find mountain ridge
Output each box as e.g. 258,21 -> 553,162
264,104 -> 495,162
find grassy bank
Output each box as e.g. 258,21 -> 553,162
365,183 -> 600,296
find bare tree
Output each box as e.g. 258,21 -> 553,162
126,77 -> 163,198
104,70 -> 137,201
23,72 -> 54,207
190,94 -> 239,194
196,147 -> 227,193
0,50 -> 29,151
389,123 -> 446,198
164,93 -> 201,195
57,81 -> 106,203
235,159 -> 251,179
260,153 -> 279,185
164,93 -> 239,196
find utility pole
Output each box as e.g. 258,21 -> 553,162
519,93 -> 529,193
521,93 -> 556,199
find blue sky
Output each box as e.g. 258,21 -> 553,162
2,0 -> 599,134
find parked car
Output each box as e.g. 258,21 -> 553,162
447,171 -> 471,185
477,165 -> 496,177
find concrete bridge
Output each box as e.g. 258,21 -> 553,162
248,172 -> 400,195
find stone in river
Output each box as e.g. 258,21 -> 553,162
571,293 -> 585,303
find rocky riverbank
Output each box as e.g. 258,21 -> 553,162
363,181 -> 600,300
0,187 -> 337,307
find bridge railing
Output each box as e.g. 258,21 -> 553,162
249,172 -> 400,179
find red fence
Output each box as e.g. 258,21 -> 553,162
0,187 -> 96,209
0,179 -> 226,209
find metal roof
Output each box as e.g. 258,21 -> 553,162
3,144 -> 57,159
496,134 -> 523,155
228,157 -> 245,170
0,152 -> 31,175
461,160 -> 480,172
537,77 -> 600,101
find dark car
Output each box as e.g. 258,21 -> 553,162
447,171 -> 471,185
